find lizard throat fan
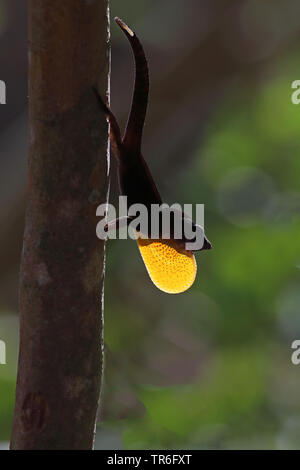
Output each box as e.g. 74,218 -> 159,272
137,238 -> 197,294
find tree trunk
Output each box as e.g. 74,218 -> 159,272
10,0 -> 110,450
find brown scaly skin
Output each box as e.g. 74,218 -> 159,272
94,17 -> 212,252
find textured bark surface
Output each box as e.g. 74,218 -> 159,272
10,0 -> 110,450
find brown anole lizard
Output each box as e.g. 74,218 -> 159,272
93,17 -> 211,293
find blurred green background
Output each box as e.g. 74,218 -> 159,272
1,0 -> 300,449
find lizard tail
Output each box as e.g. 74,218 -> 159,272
115,17 -> 149,155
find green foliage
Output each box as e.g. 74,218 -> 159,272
122,348 -> 268,448
0,314 -> 18,442
102,54 -> 300,449
0,378 -> 15,441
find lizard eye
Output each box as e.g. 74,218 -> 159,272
137,238 -> 197,294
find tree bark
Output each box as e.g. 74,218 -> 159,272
10,0 -> 110,450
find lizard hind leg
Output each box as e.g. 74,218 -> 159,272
92,86 -> 123,161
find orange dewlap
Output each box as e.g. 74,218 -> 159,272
137,238 -> 197,294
